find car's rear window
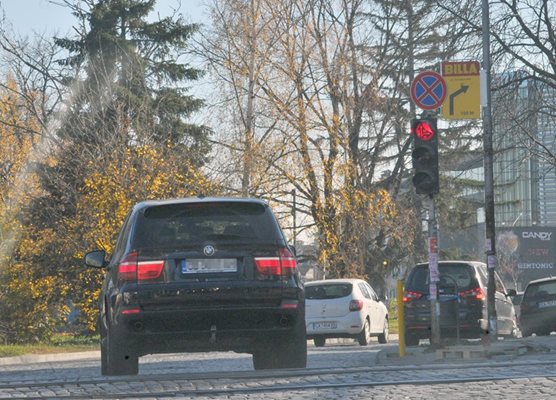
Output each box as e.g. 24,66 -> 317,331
524,280 -> 556,299
406,263 -> 475,293
305,284 -> 353,299
131,202 -> 283,248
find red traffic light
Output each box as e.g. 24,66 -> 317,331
414,121 -> 435,141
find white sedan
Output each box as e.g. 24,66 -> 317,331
305,278 -> 389,347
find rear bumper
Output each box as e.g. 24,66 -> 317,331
114,305 -> 303,355
520,310 -> 556,334
305,312 -> 364,338
404,301 -> 483,339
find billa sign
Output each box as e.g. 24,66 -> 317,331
441,61 -> 481,120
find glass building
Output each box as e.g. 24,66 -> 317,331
492,73 -> 556,227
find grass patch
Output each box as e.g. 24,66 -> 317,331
388,301 -> 401,334
389,316 -> 399,334
0,334 -> 99,358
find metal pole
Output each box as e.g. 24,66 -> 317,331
291,189 -> 297,249
397,280 -> 406,357
429,196 -> 440,346
482,0 -> 498,340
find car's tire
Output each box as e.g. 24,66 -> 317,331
314,336 -> 326,347
104,326 -> 139,376
284,329 -> 308,369
378,318 -> 389,344
100,334 -> 109,375
253,339 -> 307,370
405,331 -> 420,346
99,313 -> 110,375
358,318 -> 371,346
253,320 -> 307,370
252,349 -> 272,370
508,321 -> 519,338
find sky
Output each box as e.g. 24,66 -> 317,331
1,0 -> 208,36
1,0 -> 215,119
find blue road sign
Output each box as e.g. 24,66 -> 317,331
410,71 -> 447,110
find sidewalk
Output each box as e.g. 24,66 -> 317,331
376,335 -> 556,365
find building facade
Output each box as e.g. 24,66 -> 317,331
492,73 -> 556,227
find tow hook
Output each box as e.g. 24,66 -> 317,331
209,324 -> 217,344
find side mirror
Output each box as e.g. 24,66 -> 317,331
84,250 -> 107,268
506,288 -> 517,297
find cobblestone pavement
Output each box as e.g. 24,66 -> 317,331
2,337 -> 556,399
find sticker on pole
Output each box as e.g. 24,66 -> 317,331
410,71 -> 447,110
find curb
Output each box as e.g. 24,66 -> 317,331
0,351 -> 100,366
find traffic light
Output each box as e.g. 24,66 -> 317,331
411,118 -> 439,195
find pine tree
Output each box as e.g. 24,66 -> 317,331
54,0 -> 209,152
17,0 -> 212,336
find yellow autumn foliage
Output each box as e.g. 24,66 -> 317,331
0,76 -> 55,342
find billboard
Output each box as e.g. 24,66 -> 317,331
497,227 -> 556,289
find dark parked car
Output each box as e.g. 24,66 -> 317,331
84,197 -> 306,375
520,277 -> 556,337
403,261 -> 517,346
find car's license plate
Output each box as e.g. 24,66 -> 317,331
181,259 -> 237,274
538,300 -> 556,308
313,321 -> 337,330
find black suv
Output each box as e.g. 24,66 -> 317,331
403,261 -> 517,345
84,197 -> 306,375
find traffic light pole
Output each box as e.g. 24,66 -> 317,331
482,0 -> 498,341
411,116 -> 441,346
428,195 -> 441,346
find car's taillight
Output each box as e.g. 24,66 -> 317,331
254,256 -> 281,275
349,299 -> 364,311
279,247 -> 297,276
137,260 -> 165,280
459,287 -> 485,300
254,247 -> 298,277
118,251 -> 164,282
403,290 -> 423,302
118,252 -> 138,281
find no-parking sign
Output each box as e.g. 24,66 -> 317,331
410,71 -> 447,111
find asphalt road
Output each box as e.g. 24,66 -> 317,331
2,338 -> 556,399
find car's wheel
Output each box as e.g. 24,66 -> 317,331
253,320 -> 307,370
358,318 -> 371,346
378,318 -> 389,344
252,349 -> 272,369
104,326 -> 138,376
99,312 -> 109,375
405,331 -> 420,346
283,328 -> 307,369
508,321 -> 519,338
253,339 -> 307,370
314,336 -> 326,347
100,331 -> 109,375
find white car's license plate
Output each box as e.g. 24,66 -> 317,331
313,321 -> 337,330
181,259 -> 237,274
538,300 -> 556,308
